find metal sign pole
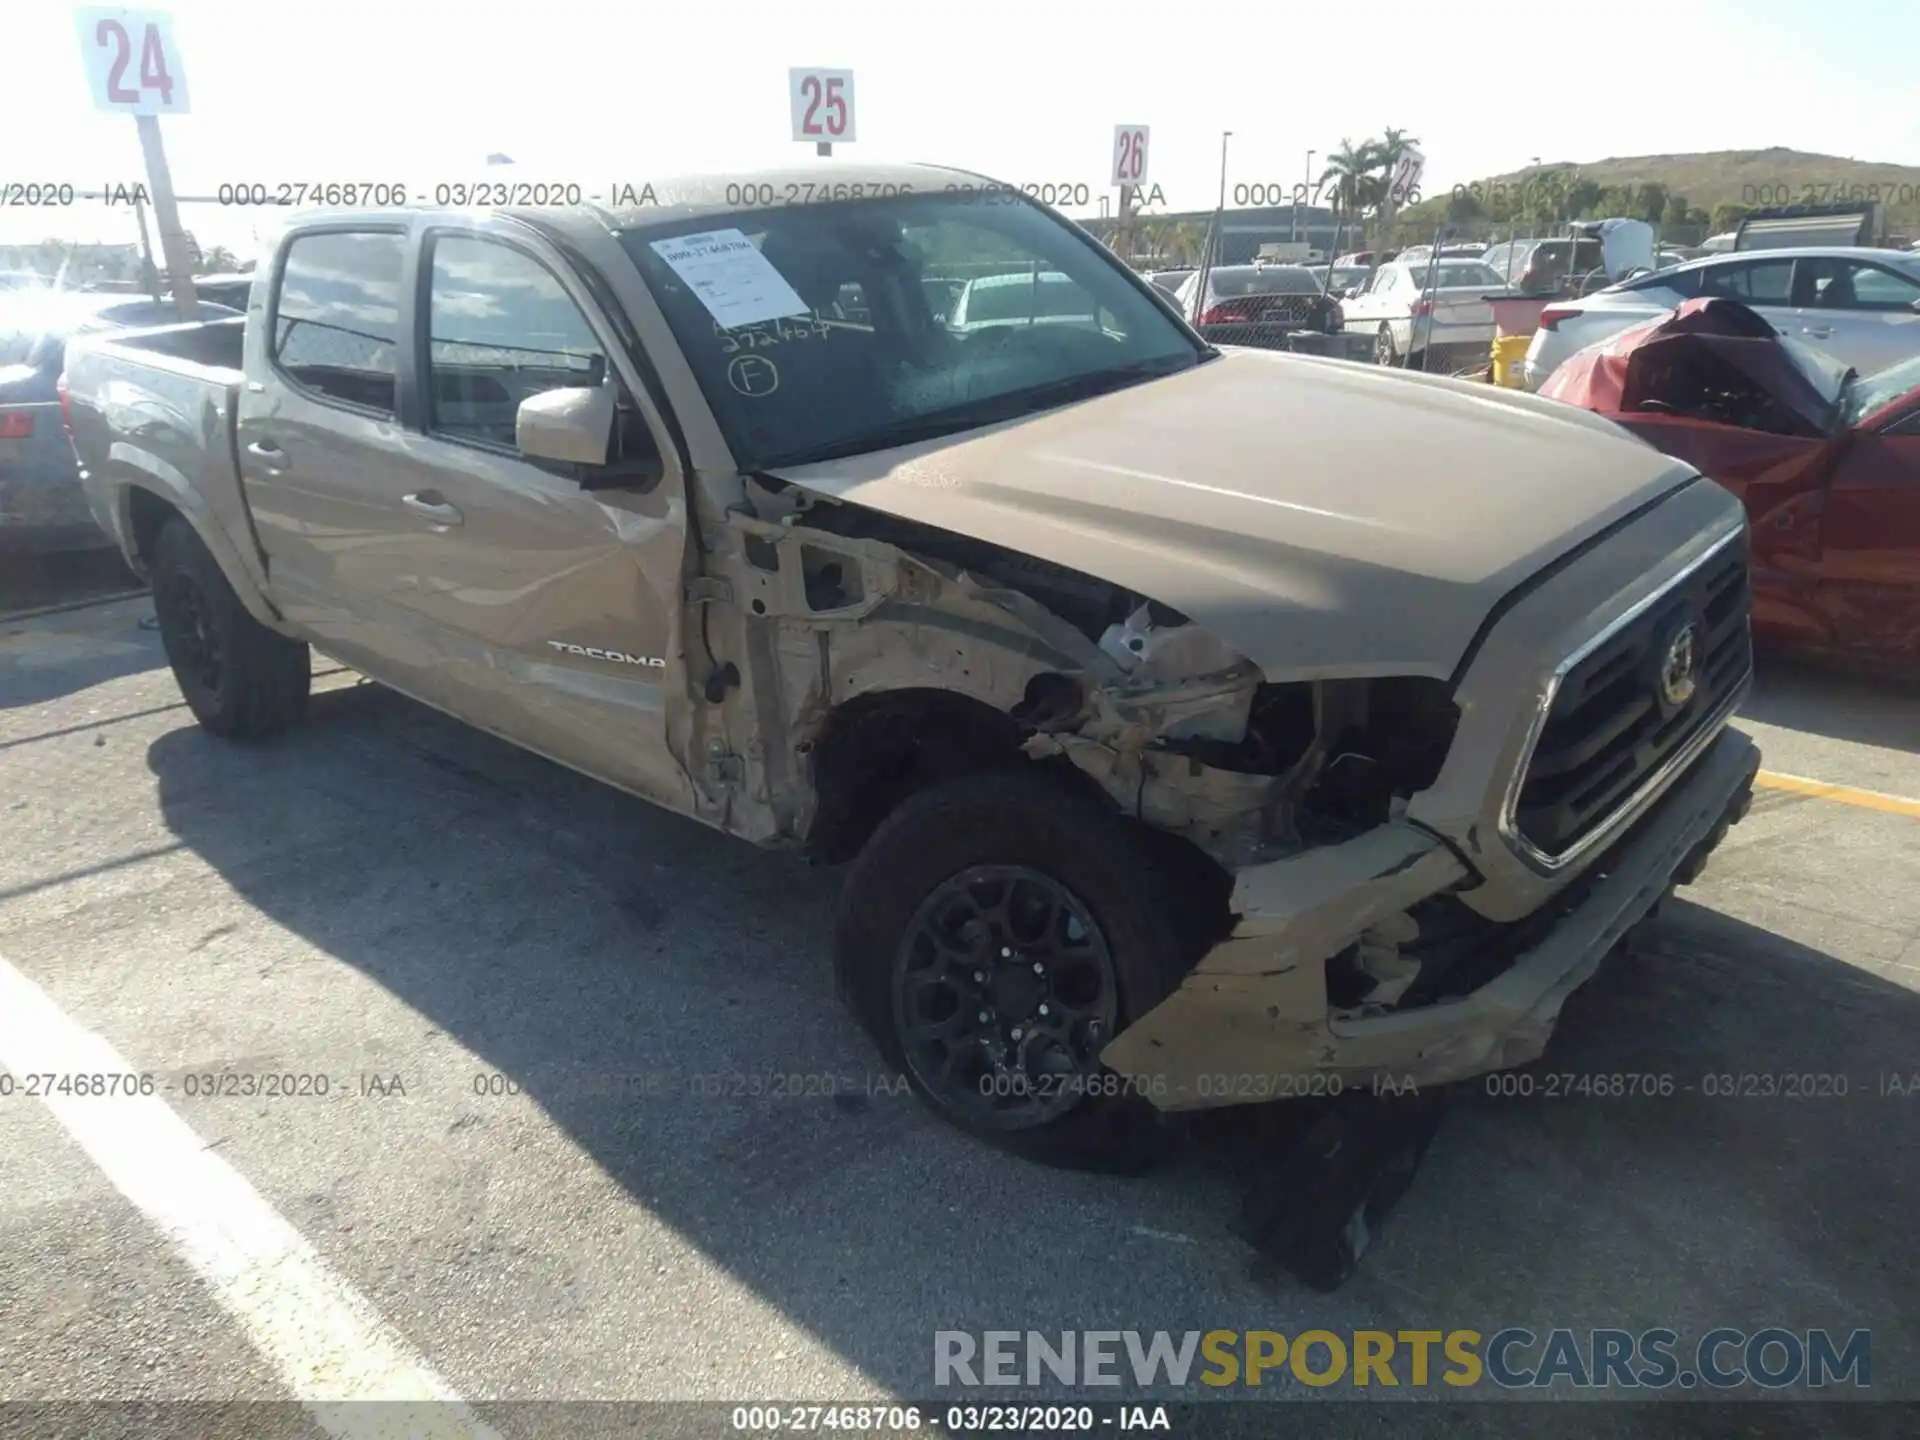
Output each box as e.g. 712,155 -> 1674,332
131,195 -> 164,302
134,115 -> 200,322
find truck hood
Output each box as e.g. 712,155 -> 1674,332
767,348 -> 1699,680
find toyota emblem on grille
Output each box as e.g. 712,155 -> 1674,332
1658,623 -> 1700,709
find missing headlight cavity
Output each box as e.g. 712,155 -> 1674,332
802,545 -> 865,611
1306,677 -> 1461,828
1128,677 -> 1458,828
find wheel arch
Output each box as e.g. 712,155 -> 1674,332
120,483 -> 285,631
803,686 -> 1085,864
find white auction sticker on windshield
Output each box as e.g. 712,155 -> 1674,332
649,229 -> 809,331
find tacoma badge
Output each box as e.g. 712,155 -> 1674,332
546,641 -> 666,667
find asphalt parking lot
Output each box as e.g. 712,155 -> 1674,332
1,587 -> 1916,1439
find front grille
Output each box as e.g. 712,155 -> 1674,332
1511,530 -> 1751,860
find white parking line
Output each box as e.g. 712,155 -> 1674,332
0,953 -> 498,1440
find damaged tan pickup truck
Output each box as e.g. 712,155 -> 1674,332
64,163 -> 1761,1166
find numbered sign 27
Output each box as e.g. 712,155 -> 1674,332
1111,126 -> 1150,187
1388,147 -> 1426,206
790,69 -> 856,144
76,8 -> 190,115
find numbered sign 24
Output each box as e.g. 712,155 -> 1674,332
790,69 -> 856,144
1111,126 -> 1150,187
76,8 -> 190,115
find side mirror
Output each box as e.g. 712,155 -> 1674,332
517,385 -> 613,466
1910,297 -> 1920,315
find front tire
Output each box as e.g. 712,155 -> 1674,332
151,516 -> 310,739
835,770 -> 1190,1172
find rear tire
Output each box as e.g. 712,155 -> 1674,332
151,517 -> 309,740
835,770 -> 1191,1172
1373,323 -> 1399,366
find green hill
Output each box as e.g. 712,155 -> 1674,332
1396,148 -> 1920,246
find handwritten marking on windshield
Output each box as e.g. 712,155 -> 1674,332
728,355 -> 781,397
1035,455 -> 1394,528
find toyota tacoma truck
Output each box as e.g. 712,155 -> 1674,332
64,164 -> 1761,1167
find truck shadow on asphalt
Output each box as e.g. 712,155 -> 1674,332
141,678 -> 1920,1419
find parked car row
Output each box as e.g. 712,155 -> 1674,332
1522,247 -> 1920,392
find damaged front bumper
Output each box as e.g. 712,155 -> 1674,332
1101,725 -> 1761,1111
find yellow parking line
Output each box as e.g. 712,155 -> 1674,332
1756,770 -> 1920,819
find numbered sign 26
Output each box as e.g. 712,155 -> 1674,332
76,8 -> 190,115
1111,126 -> 1150,187
790,69 -> 856,144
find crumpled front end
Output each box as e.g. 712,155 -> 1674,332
708,466 -> 1757,1115
1100,729 -> 1758,1109
1098,477 -> 1760,1109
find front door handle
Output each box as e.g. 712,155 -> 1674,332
402,491 -> 464,526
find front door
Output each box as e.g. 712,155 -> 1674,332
1815,401 -> 1920,669
375,225 -> 693,809
1788,257 -> 1920,377
1620,416 -> 1836,653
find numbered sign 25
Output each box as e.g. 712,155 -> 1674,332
1111,125 -> 1150,187
76,8 -> 190,115
790,68 -> 856,144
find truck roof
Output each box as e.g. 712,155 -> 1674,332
285,161 -> 1000,249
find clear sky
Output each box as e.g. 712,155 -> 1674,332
5,0 -> 1917,260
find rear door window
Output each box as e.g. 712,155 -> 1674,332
1697,258 -> 1793,306
271,230 -> 406,415
1627,267 -> 1702,299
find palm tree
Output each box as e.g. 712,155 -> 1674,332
1318,139 -> 1375,243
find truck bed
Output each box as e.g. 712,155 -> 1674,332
63,317 -> 262,591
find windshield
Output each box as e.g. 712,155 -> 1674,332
620,191 -> 1203,471
1840,354 -> 1920,426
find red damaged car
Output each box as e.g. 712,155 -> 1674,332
1541,297 -> 1920,673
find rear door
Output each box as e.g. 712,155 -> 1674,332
1787,257 -> 1920,376
236,224 -> 422,672
373,220 -> 691,807
1813,397 -> 1920,668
